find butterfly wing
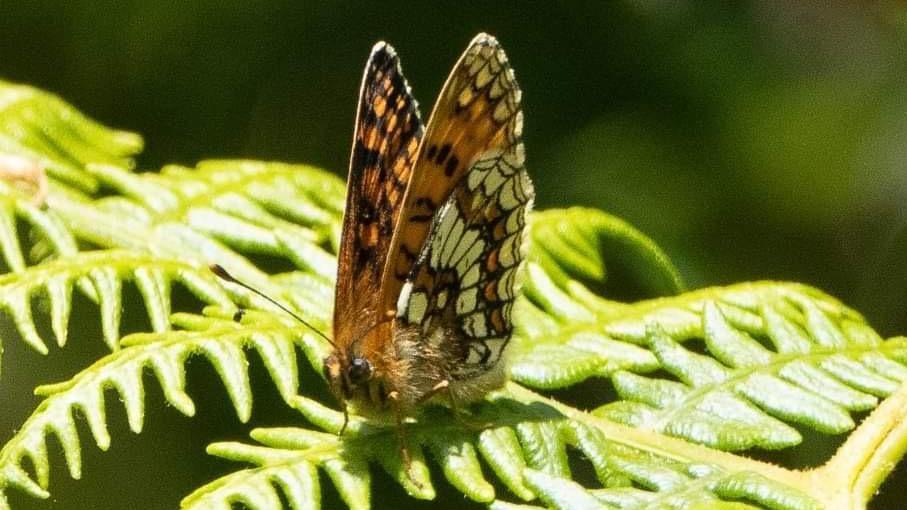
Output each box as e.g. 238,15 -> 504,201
394,35 -> 532,379
379,33 -> 524,315
334,43 -> 424,344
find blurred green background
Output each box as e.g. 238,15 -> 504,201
1,1 -> 906,509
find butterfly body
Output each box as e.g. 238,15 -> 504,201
324,33 -> 533,426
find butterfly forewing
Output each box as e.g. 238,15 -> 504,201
334,43 -> 424,344
379,33 -> 524,316
394,35 -> 533,379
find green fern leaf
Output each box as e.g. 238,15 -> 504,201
0,309 -> 305,505
0,249 -> 231,357
0,80 -> 142,192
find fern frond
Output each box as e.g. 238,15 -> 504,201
513,214 -> 907,449
0,156 -> 342,361
0,308 -> 311,507
193,381 -> 832,510
513,257 -> 907,449
0,250 -> 232,357
0,181 -> 78,271
0,80 -> 142,192
64,160 -> 344,271
29,160 -> 344,311
180,455 -> 321,510
198,371 -> 907,509
528,208 -> 685,298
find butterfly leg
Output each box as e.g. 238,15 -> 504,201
387,390 -> 421,487
415,379 -> 450,404
338,402 -> 350,436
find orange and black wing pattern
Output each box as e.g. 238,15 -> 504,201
334,43 -> 423,345
379,34 -> 524,316
394,34 -> 533,378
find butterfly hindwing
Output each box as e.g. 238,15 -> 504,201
334,43 -> 424,344
379,33 -> 523,315
394,36 -> 532,379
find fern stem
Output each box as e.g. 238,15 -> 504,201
811,375 -> 907,509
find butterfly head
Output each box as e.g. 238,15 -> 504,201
322,317 -> 398,419
322,350 -> 374,402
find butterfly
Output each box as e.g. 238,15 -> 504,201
322,31 -> 534,448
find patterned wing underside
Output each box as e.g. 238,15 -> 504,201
395,43 -> 532,379
396,146 -> 533,378
380,33 -> 524,316
334,43 -> 424,344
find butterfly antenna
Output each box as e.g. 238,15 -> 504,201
209,264 -> 337,348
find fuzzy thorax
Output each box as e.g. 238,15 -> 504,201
329,323 -> 509,423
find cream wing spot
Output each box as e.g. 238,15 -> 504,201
450,229 -> 480,269
498,178 -> 519,210
489,73 -> 506,99
493,99 -> 512,123
513,111 -> 524,138
471,192 -> 485,211
454,234 -> 484,274
461,263 -> 480,288
428,327 -> 447,348
406,290 -> 429,324
468,55 -> 485,75
468,165 -> 488,190
497,268 -> 515,298
465,337 -> 504,364
475,64 -> 495,88
506,208 -> 522,234
504,143 -> 525,168
397,281 -> 413,318
438,211 -> 466,266
482,166 -> 507,196
473,158 -> 495,172
491,49 -> 504,68
464,313 -> 488,337
512,87 -> 522,105
480,44 -> 495,59
499,234 -> 518,267
431,204 -> 459,268
485,337 -> 506,361
457,287 -> 478,315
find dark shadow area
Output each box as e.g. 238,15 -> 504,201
543,376 -> 620,414
736,422 -> 846,470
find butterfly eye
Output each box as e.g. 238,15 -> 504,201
348,357 -> 373,384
